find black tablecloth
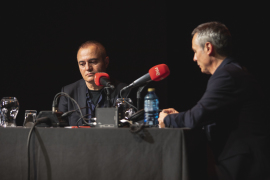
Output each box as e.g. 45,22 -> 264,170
0,127 -> 207,180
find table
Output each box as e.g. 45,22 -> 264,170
0,127 -> 207,180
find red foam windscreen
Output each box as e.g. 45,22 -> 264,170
148,64 -> 170,81
94,72 -> 110,86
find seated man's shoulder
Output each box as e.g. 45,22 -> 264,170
216,61 -> 248,79
62,79 -> 85,92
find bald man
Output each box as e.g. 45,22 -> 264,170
58,41 -> 128,126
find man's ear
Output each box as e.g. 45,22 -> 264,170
204,42 -> 214,56
104,56 -> 109,68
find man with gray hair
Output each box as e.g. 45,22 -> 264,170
159,22 -> 270,179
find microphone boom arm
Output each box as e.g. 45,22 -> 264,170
137,83 -> 149,110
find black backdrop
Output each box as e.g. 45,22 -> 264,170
1,1 -> 269,125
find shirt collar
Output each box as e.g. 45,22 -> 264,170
212,57 -> 235,76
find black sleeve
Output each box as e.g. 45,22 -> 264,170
164,69 -> 239,128
58,87 -> 68,113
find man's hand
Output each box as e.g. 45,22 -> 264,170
158,108 -> 179,128
162,108 -> 179,114
158,111 -> 168,128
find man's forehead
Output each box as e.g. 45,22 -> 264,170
192,33 -> 198,43
77,45 -> 101,59
79,45 -> 100,54
192,33 -> 200,48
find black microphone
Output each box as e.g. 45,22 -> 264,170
122,64 -> 170,90
94,73 -> 115,89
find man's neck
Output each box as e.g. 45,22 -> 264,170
210,56 -> 227,75
85,81 -> 103,91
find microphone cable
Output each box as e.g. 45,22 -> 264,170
28,92 -> 92,179
61,106 -> 88,117
27,117 -> 50,180
61,106 -> 95,127
120,87 -> 131,99
120,82 -> 150,112
117,97 -> 138,112
76,114 -> 96,127
53,92 -> 92,126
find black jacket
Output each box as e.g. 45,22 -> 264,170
58,78 -> 129,126
164,57 -> 270,177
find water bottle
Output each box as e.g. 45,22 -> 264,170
144,88 -> 159,127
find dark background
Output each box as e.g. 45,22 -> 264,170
1,1 -> 269,125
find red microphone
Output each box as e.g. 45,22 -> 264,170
122,64 -> 170,90
149,64 -> 170,81
94,72 -> 115,89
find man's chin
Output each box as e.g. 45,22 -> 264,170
201,69 -> 211,74
84,78 -> 95,84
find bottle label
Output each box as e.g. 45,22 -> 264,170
144,100 -> 158,112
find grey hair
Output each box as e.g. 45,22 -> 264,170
192,22 -> 232,57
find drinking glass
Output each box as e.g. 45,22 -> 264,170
0,97 -> 19,127
23,110 -> 37,127
116,98 -> 135,120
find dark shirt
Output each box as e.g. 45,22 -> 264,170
85,87 -> 105,120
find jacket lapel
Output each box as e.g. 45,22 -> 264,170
76,79 -> 87,116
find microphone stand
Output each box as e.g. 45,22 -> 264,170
136,83 -> 149,110
104,87 -> 112,107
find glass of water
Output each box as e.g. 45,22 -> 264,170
23,110 -> 37,127
0,97 -> 20,127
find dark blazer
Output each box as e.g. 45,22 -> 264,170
58,78 -> 129,126
164,57 -> 270,173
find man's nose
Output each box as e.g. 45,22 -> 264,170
85,63 -> 93,71
193,54 -> 197,62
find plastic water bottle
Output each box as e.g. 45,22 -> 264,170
144,88 -> 159,127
